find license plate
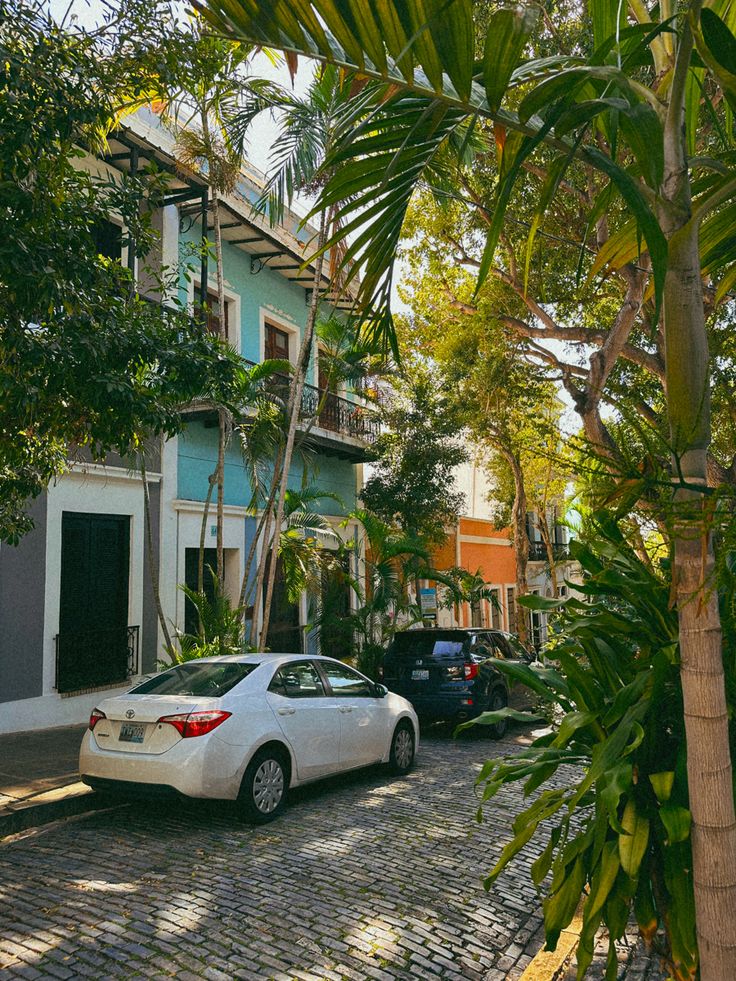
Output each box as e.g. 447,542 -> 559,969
411,669 -> 430,681
119,723 -> 145,744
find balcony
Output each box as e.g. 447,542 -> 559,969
246,364 -> 380,459
529,541 -> 570,562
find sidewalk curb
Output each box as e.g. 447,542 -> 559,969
0,782 -> 106,840
519,907 -> 583,981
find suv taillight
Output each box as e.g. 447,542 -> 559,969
89,708 -> 106,731
157,710 -> 231,738
464,663 -> 479,680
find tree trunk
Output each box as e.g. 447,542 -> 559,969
502,448 -> 529,646
659,9 -> 736,974
537,510 -> 559,597
259,209 -> 328,649
140,453 -> 173,655
239,455 -> 283,635
210,186 -> 228,591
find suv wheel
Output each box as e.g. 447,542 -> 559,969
238,747 -> 288,824
487,688 -> 508,740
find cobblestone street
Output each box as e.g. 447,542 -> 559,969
0,731 -> 655,981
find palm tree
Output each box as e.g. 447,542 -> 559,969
230,66 -> 364,649
160,21 -> 255,591
198,1 -> 736,974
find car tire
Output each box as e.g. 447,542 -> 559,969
487,688 -> 508,740
238,746 -> 289,824
389,720 -> 416,775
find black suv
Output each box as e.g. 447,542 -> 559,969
381,628 -> 534,736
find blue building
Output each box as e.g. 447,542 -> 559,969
0,111 -> 374,733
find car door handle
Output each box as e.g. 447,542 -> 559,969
277,707 -> 296,716
338,706 -> 353,714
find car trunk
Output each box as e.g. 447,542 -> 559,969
91,694 -> 218,755
384,633 -> 471,694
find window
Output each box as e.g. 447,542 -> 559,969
265,321 -> 290,362
319,661 -> 373,697
196,289 -> 230,340
131,661 -> 256,697
506,587 -> 517,633
269,661 -> 325,698
93,219 -> 122,262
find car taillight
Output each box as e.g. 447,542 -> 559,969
157,710 -> 232,738
89,708 -> 106,731
464,663 -> 479,680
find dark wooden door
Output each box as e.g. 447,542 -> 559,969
58,512 -> 130,692
184,547 -> 218,637
264,556 -> 301,653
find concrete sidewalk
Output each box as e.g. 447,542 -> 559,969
0,724 -> 106,837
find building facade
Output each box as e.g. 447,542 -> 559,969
0,111 -> 373,734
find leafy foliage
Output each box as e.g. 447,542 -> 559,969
360,361 -> 466,547
468,519 -> 700,980
0,0 -> 241,542
166,576 -> 251,662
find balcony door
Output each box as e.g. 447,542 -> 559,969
57,512 -> 131,693
318,351 -> 340,431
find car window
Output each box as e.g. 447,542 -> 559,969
269,661 -> 326,698
471,634 -> 495,659
388,632 -> 469,658
505,634 -> 532,660
490,634 -> 513,659
130,662 -> 256,697
320,661 -> 373,697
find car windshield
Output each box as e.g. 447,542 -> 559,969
130,662 -> 257,697
389,633 -> 468,658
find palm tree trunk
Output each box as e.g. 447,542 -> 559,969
239,456 -> 282,622
259,209 -> 328,648
210,185 -> 228,591
140,453 -> 173,654
659,8 -> 736,974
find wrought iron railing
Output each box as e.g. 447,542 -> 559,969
247,363 -> 380,444
528,541 -> 570,562
55,624 -> 140,694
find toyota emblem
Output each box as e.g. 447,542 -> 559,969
125,709 -> 135,719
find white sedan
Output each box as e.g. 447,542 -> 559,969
79,654 -> 419,822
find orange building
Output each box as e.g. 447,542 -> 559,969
426,517 -> 521,633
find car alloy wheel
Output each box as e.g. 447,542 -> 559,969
253,759 -> 284,814
390,722 -> 415,774
239,747 -> 289,824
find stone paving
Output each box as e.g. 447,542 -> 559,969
0,730 -> 657,981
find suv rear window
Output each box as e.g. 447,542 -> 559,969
130,662 -> 257,697
388,632 -> 470,658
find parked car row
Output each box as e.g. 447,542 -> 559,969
79,628 -> 533,823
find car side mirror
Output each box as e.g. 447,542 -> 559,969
372,683 -> 388,698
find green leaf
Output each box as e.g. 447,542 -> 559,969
659,804 -> 692,843
619,102 -> 664,190
588,0 -> 628,52
483,6 -> 540,112
618,800 -> 649,878
519,592 -> 567,611
649,770 -> 675,802
584,146 -> 667,321
484,820 -> 539,887
456,707 -> 547,733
